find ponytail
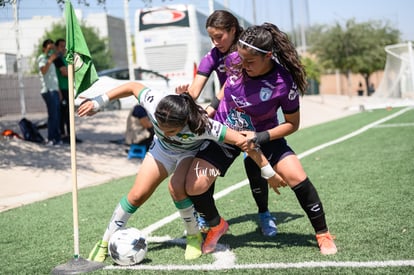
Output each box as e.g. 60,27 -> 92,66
155,93 -> 211,136
180,93 -> 211,135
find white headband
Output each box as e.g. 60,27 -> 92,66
238,39 -> 269,54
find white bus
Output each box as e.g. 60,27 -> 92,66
134,4 -> 215,102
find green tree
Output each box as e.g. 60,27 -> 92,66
32,21 -> 113,73
301,56 -> 323,94
308,19 -> 400,93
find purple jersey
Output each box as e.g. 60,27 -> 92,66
197,47 -> 228,86
215,52 -> 300,132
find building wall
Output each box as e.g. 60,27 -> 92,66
0,75 -> 44,116
319,71 -> 384,96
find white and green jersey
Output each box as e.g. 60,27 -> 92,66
137,88 -> 227,152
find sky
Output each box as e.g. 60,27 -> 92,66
0,0 -> 413,41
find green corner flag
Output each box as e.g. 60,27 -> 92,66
65,0 -> 98,97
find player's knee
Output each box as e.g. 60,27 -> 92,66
185,174 -> 212,196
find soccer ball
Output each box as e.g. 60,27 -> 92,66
108,227 -> 148,265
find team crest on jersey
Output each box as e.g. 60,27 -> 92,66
260,87 -> 272,101
176,133 -> 195,140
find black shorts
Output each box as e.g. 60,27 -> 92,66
257,138 -> 295,166
195,140 -> 241,177
195,138 -> 295,176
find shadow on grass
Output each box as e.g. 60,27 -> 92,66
224,212 -> 315,250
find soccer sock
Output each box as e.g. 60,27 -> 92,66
102,195 -> 138,242
244,157 -> 269,213
174,198 -> 199,236
188,191 -> 221,227
208,180 -> 216,195
292,178 -> 328,234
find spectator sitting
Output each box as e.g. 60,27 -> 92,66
125,105 -> 154,151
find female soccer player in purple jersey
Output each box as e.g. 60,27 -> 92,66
77,81 -> 283,262
180,10 -> 282,237
185,23 -> 337,255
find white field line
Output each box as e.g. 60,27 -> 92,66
296,107 -> 412,159
105,260 -> 414,271
118,107 -> 413,271
373,122 -> 414,128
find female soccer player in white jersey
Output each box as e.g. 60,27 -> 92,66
77,81 -> 284,262
185,23 -> 337,255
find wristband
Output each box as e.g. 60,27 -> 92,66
92,94 -> 109,112
209,96 -> 220,110
253,131 -> 270,145
261,163 -> 276,179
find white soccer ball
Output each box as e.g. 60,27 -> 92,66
108,227 -> 148,265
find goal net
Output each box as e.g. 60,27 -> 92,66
374,42 -> 414,99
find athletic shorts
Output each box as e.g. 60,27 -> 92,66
195,138 -> 295,176
148,138 -> 198,175
195,140 -> 241,177
253,138 -> 295,166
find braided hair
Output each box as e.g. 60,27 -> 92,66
238,23 -> 308,95
154,92 -> 211,135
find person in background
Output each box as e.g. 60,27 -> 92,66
368,83 -> 375,96
357,81 -> 364,96
179,10 -> 279,237
125,104 -> 154,151
185,23 -> 337,256
54,38 -> 82,143
37,38 -> 61,146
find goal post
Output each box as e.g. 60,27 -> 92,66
374,42 -> 414,99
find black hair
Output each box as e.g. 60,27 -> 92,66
42,39 -> 54,48
206,10 -> 243,53
238,23 -> 307,95
55,38 -> 65,47
154,92 -> 211,135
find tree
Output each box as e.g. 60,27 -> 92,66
301,56 -> 323,94
308,19 -> 400,94
32,21 -> 113,73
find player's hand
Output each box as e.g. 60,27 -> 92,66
77,99 -> 96,117
267,173 -> 287,195
239,131 -> 259,152
175,84 -> 189,94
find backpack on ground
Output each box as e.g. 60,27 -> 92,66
18,118 -> 45,143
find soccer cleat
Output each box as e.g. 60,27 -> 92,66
197,214 -> 210,233
185,233 -> 203,260
88,240 -> 108,262
258,211 -> 277,237
202,218 -> 229,254
316,231 -> 337,255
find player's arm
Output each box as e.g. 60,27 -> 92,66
245,148 -> 287,194
77,82 -> 147,117
205,84 -> 224,118
222,127 -> 286,194
187,74 -> 209,100
248,111 -> 300,147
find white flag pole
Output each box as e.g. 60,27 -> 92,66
67,62 -> 80,257
52,58 -> 104,275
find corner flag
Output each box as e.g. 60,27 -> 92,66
65,0 -> 98,97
